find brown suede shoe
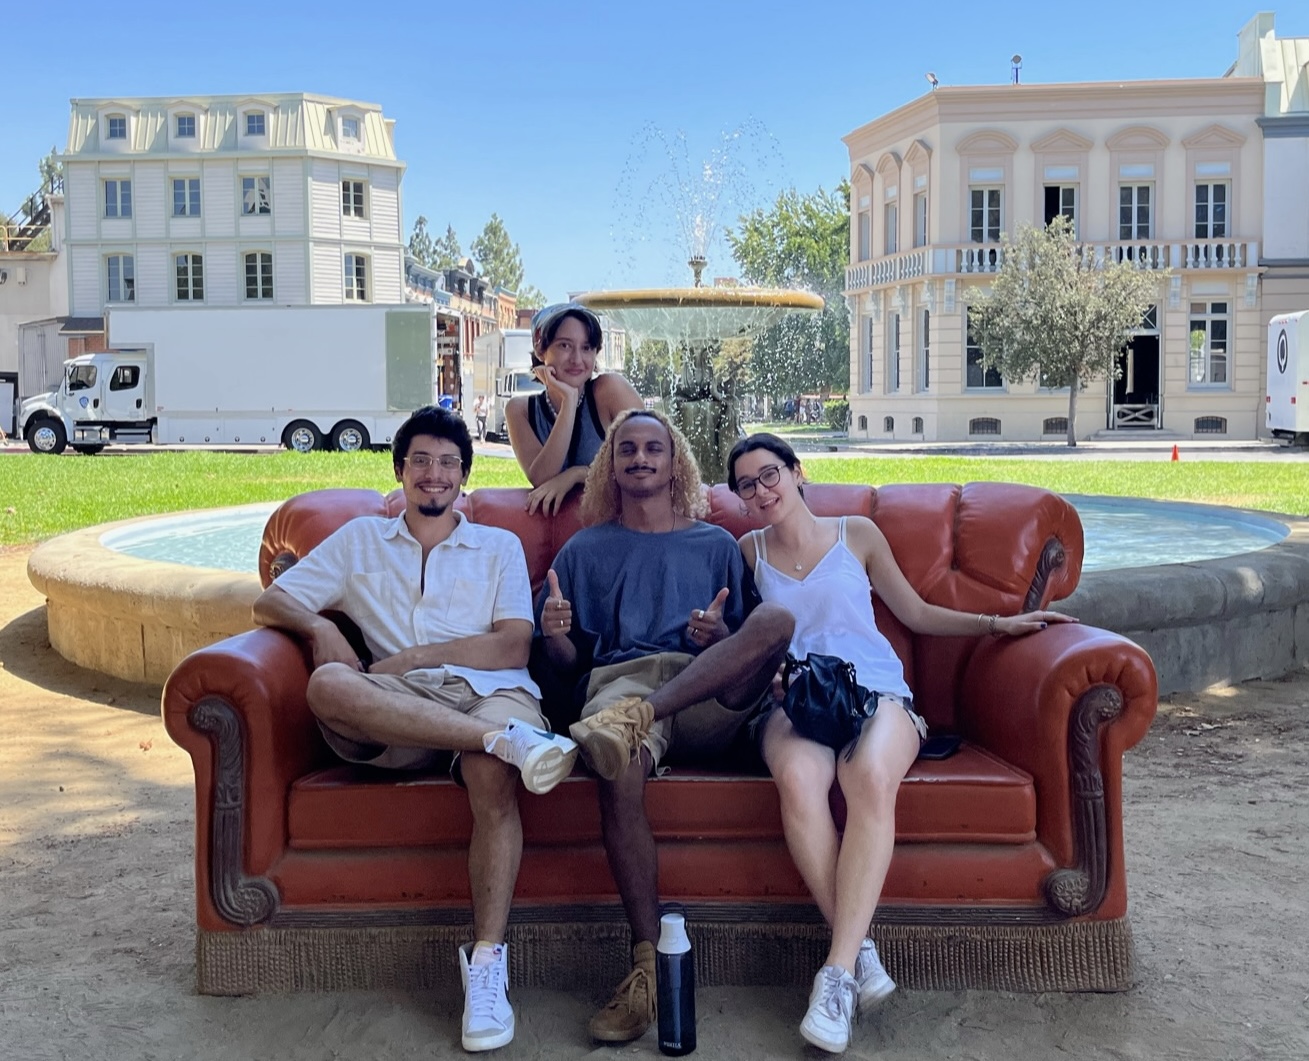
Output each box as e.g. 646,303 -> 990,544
589,941 -> 657,1042
568,697 -> 654,781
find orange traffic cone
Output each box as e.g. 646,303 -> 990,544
1171,444 -> 1180,462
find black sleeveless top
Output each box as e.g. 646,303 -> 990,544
527,377 -> 607,469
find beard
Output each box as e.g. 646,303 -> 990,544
417,497 -> 452,518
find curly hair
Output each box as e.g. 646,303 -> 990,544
579,408 -> 707,526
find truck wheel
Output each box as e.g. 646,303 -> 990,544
72,444 -> 106,455
27,419 -> 67,455
330,420 -> 370,452
283,420 -> 323,453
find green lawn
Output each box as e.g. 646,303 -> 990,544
1,449 -> 1306,547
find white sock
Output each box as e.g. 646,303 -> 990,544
472,941 -> 500,966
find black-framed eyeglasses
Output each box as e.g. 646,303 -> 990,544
404,454 -> 463,472
735,464 -> 783,499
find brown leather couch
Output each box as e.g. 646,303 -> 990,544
162,481 -> 1158,996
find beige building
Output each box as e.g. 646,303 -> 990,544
61,93 -> 407,321
843,13 -> 1309,442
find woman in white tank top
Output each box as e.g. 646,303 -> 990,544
728,433 -> 1072,1054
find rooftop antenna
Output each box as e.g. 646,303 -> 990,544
1011,54 -> 1022,84
925,71 -> 939,90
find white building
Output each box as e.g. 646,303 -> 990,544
842,13 -> 1309,442
60,93 -> 406,322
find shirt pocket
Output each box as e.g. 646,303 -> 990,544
445,576 -> 496,629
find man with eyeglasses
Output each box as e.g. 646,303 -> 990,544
252,404 -> 576,1054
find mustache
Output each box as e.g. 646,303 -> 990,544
623,464 -> 657,474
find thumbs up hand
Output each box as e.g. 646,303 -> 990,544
687,587 -> 730,648
543,569 -> 572,639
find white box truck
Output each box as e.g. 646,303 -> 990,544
470,327 -> 541,441
18,304 -> 436,454
1266,311 -> 1309,443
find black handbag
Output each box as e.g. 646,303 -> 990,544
780,653 -> 877,758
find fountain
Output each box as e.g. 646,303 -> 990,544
589,124 -> 825,482
576,280 -> 822,483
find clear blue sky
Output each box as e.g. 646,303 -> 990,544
5,2 -> 1302,302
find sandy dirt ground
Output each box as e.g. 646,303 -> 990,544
2,541 -> 1307,1061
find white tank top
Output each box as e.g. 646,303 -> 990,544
752,518 -> 912,699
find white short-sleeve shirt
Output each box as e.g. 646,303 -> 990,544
274,511 -> 540,698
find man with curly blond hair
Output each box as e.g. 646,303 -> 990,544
537,408 -> 794,1044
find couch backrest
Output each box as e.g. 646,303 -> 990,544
260,480 -> 1083,730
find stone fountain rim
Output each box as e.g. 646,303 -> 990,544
574,288 -> 825,311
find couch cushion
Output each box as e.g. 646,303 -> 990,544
286,743 -> 1034,850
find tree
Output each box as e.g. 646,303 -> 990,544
407,215 -> 435,267
727,181 -> 850,399
969,216 -> 1163,446
432,224 -> 463,270
470,213 -> 525,292
516,284 -> 548,310
39,146 -> 62,194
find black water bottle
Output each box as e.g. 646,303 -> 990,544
656,910 -> 696,1056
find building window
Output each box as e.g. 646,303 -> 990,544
970,187 -> 1002,242
858,415 -> 868,431
886,312 -> 900,392
965,311 -> 1003,389
103,179 -> 132,218
342,180 -> 366,219
917,309 -> 930,391
176,114 -> 195,138
884,203 -> 898,255
1043,417 -> 1068,435
1194,183 -> 1228,239
341,116 -> 360,140
344,253 -> 369,301
1188,302 -> 1229,386
912,416 -> 924,434
860,316 -> 873,393
913,191 -> 928,247
106,115 -> 127,140
883,416 -> 894,433
245,111 -> 266,137
172,177 -> 201,217
175,253 -> 204,301
970,417 -> 1001,435
241,175 -> 271,215
106,255 -> 135,302
1119,185 -> 1152,240
1195,416 -> 1227,434
857,208 -> 871,261
1043,185 -> 1077,230
244,251 -> 273,300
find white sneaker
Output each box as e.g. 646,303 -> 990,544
458,942 -> 514,1052
800,965 -> 858,1054
484,719 -> 578,795
855,936 -> 896,1010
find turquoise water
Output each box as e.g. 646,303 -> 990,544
99,496 -> 1289,574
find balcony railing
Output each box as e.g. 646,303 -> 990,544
846,238 -> 1260,291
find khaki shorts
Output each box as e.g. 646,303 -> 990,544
317,670 -> 545,772
582,652 -> 762,772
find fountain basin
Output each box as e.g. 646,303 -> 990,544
26,505 -> 267,685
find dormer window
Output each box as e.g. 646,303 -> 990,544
176,114 -> 196,138
341,116 -> 360,141
245,111 -> 266,137
107,115 -> 127,140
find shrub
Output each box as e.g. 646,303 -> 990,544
824,400 -> 850,432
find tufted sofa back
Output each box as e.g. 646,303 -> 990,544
259,481 -> 1083,730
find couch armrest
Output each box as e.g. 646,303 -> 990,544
162,627 -> 326,929
958,623 -> 1157,919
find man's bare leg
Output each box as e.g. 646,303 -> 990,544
460,752 -> 523,943
647,602 -> 793,716
307,662 -> 501,751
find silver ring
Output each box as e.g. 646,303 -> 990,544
695,609 -> 703,619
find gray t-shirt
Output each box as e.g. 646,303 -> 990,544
542,520 -> 755,668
